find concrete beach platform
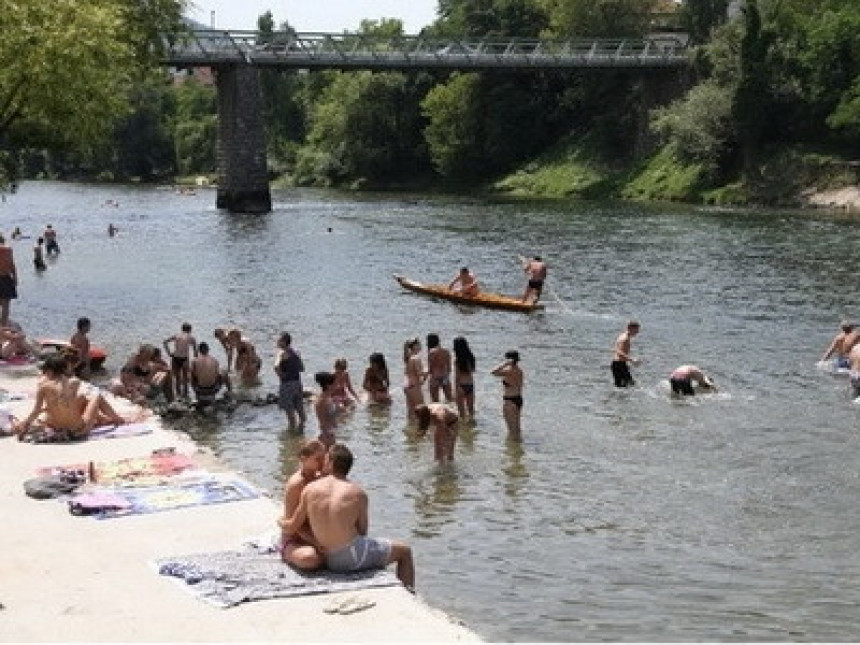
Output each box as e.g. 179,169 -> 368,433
0,368 -> 479,642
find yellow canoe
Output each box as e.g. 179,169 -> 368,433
393,274 -> 543,313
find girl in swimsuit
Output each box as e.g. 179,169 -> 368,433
491,350 -> 523,442
452,336 -> 476,419
314,371 -> 338,447
415,402 -> 459,463
402,338 -> 425,420
362,352 -> 391,404
331,358 -> 359,407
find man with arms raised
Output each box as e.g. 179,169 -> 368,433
283,443 -> 415,590
278,440 -> 327,570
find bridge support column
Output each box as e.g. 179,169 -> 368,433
215,65 -> 272,213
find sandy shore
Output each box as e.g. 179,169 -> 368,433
0,367 -> 479,642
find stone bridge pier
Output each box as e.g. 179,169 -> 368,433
215,65 -> 272,213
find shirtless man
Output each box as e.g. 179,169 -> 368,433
189,342 -> 231,404
0,326 -> 35,359
283,443 -> 415,590
0,234 -> 18,327
164,322 -> 198,399
69,317 -> 92,380
448,266 -> 479,297
521,255 -> 548,304
669,365 -> 716,396
277,440 -> 327,570
821,321 -> 856,369
611,320 -> 641,388
415,403 -> 459,463
12,355 -> 126,440
426,333 -> 453,403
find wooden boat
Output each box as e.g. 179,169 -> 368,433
394,274 -> 543,313
37,339 -> 108,371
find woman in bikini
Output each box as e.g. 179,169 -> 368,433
362,352 -> 391,404
453,336 -> 476,419
415,402 -> 459,463
13,355 -> 127,440
402,337 -> 425,420
314,371 -> 338,447
491,350 -> 523,442
330,358 -> 359,407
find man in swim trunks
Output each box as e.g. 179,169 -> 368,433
275,332 -> 305,430
277,440 -> 327,570
521,255 -> 548,304
426,333 -> 453,403
821,321 -> 856,369
448,266 -> 479,297
669,365 -> 716,396
189,342 -> 231,404
611,320 -> 641,388
0,234 -> 18,327
282,443 -> 415,590
164,322 -> 198,400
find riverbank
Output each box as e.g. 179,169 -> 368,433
0,368 -> 479,642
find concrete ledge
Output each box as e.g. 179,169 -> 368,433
0,370 -> 479,642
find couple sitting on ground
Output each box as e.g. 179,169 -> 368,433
278,441 -> 415,591
12,355 -> 133,441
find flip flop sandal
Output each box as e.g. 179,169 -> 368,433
337,596 -> 376,615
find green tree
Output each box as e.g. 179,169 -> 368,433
680,0 -> 730,44
539,0 -> 657,38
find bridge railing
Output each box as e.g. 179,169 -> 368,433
164,30 -> 689,69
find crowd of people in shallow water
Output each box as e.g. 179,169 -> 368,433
3,219 -> 860,590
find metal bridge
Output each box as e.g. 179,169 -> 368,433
164,29 -> 690,71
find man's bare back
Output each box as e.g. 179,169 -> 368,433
300,474 -> 367,553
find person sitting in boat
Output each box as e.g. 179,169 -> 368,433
821,320 -> 857,370
448,266 -> 479,297
12,354 -> 128,441
190,342 -> 231,406
668,365 -> 717,396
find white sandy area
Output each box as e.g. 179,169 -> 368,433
0,368 -> 479,642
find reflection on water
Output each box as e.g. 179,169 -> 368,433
4,182 -> 860,641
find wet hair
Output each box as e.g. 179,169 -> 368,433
453,336 -> 476,373
329,443 -> 354,476
403,337 -> 420,363
41,354 -> 68,376
369,352 -> 388,378
504,350 -> 520,363
198,342 -> 210,354
139,343 -> 156,358
841,321 -> 855,332
426,333 -> 440,349
334,358 -> 348,371
181,322 -> 192,332
213,328 -> 226,341
627,320 -> 641,330
279,332 -> 292,346
460,266 -> 469,273
227,328 -> 241,341
414,404 -> 432,432
315,371 -> 336,390
77,317 -> 91,331
298,439 -> 326,458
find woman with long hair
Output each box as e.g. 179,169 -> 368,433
491,350 -> 523,441
452,336 -> 476,419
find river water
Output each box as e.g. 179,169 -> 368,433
3,181 -> 860,641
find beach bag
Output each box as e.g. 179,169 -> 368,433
24,473 -> 85,500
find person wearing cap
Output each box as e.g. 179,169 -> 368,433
668,365 -> 717,396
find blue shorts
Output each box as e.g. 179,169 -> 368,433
325,536 -> 392,573
278,380 -> 303,414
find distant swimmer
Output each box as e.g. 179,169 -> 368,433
108,223 -> 118,237
821,320 -> 856,369
669,365 -> 717,396
611,320 -> 641,388
33,238 -> 46,271
11,227 -> 22,240
43,224 -> 60,256
520,255 -> 548,304
448,266 -> 479,297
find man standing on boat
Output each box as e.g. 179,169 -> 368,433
448,267 -> 479,297
520,255 -> 547,304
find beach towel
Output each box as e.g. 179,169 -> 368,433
37,450 -> 198,487
70,476 -> 261,518
20,422 -> 155,444
155,547 -> 399,608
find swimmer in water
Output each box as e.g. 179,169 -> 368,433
668,365 -> 717,396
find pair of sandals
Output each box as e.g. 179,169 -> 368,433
322,594 -> 376,615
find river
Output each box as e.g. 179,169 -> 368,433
3,181 -> 860,641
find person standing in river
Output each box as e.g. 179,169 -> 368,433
491,350 -> 524,442
43,224 -> 60,256
0,234 -> 18,327
426,333 -> 453,403
611,320 -> 641,388
275,332 -> 306,431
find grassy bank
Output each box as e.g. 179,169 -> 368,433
492,138 -> 860,209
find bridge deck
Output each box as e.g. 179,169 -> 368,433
164,30 -> 689,70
